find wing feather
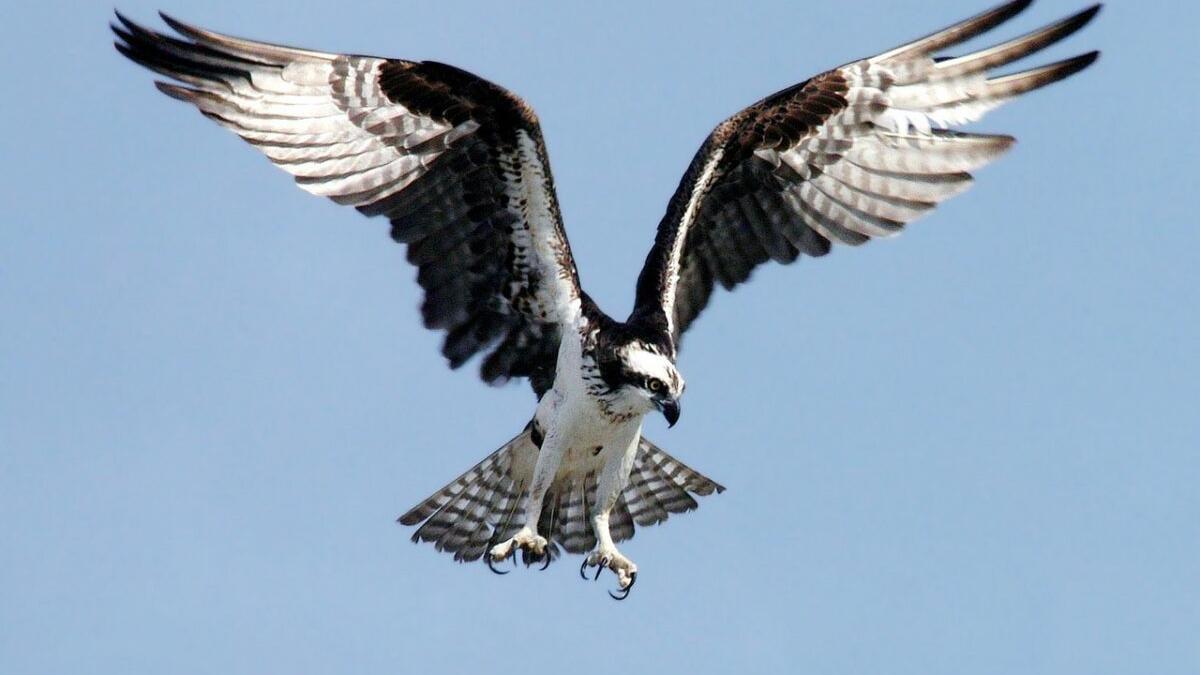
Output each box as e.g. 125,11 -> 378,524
631,2 -> 1100,344
114,13 -> 581,394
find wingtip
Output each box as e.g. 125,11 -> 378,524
1061,50 -> 1102,76
1079,50 -> 1102,75
157,10 -> 193,37
1068,4 -> 1104,31
153,80 -> 198,102
996,0 -> 1036,23
875,0 -> 1039,63
113,11 -> 159,43
397,508 -> 425,526
111,8 -> 136,37
962,0 -> 1037,41
986,50 -> 1100,98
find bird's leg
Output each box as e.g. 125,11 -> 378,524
487,430 -> 563,568
581,426 -> 640,598
581,512 -> 638,599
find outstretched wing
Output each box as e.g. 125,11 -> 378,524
631,0 -> 1100,346
112,13 -> 581,395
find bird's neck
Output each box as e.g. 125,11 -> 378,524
578,292 -> 674,353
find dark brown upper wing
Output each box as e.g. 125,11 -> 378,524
113,13 -> 582,395
631,0 -> 1100,348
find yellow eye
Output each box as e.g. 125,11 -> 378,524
649,379 -> 663,392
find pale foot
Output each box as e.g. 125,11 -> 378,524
579,547 -> 638,600
486,527 -> 551,573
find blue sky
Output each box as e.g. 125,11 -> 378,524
2,1 -> 1196,673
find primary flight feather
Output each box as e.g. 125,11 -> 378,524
112,0 -> 1100,599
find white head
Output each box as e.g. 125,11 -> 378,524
604,342 -> 685,425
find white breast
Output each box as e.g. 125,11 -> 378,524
536,319 -> 644,477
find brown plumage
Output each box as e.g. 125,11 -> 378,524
632,1 -> 1101,346
112,11 -> 580,397
111,2 -> 1100,580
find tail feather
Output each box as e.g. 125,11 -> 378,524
398,428 -> 724,562
609,494 -> 637,543
624,457 -> 671,527
486,474 -> 525,553
556,475 -> 594,554
399,431 -> 531,562
452,475 -> 501,562
533,486 -> 565,563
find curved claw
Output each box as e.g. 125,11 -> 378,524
485,554 -> 509,576
580,556 -> 607,581
608,571 -> 637,601
521,549 -> 552,571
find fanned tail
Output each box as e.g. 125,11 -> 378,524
398,429 -> 535,563
399,428 -> 724,563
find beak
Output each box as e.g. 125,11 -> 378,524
657,397 -> 681,428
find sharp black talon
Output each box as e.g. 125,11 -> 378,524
538,551 -> 551,571
485,553 -> 509,575
608,572 -> 636,601
579,559 -> 590,580
593,564 -> 603,581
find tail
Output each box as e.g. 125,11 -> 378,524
398,425 -> 724,563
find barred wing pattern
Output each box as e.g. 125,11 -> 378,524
632,0 -> 1100,344
399,428 -> 724,562
113,13 -> 581,394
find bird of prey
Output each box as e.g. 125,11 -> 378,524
112,0 -> 1100,599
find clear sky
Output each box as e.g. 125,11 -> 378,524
2,1 -> 1196,673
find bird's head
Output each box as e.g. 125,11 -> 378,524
600,340 -> 685,426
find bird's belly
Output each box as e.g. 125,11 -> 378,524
536,387 -> 640,476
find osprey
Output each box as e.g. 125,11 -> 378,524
113,0 -> 1099,598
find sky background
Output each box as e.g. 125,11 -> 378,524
2,1 -> 1196,673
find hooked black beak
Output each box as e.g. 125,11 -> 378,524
657,397 -> 681,428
